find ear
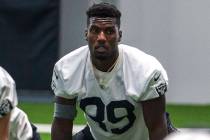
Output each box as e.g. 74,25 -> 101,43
118,30 -> 122,42
85,29 -> 88,41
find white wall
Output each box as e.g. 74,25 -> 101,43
60,0 -> 210,104
59,0 -> 88,56
119,0 -> 210,104
167,0 -> 210,104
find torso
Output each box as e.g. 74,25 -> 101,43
77,46 -> 149,140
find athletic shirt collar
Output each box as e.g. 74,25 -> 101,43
89,46 -> 123,88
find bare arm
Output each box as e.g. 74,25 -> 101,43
51,96 -> 76,140
51,117 -> 73,140
141,95 -> 168,140
0,113 -> 11,140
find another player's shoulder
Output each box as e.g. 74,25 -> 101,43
119,44 -> 162,69
0,67 -> 17,118
0,66 -> 15,87
0,66 -> 9,78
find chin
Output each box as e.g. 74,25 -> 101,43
95,53 -> 109,60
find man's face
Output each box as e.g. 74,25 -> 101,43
85,17 -> 122,61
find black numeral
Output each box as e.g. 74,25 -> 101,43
80,97 -> 136,134
80,97 -> 107,131
107,100 -> 136,134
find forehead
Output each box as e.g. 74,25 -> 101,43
89,17 -> 117,27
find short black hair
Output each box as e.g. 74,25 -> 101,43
86,2 -> 121,27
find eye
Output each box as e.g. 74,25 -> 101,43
89,26 -> 100,34
104,27 -> 116,35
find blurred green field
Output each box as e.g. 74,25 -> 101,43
18,102 -> 210,140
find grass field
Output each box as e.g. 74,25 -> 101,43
18,102 -> 210,140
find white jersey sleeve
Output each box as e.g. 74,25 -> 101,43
121,45 -> 168,101
51,46 -> 89,99
140,68 -> 168,101
9,107 -> 33,140
0,67 -> 18,118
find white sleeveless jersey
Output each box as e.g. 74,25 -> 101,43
0,67 -> 33,140
52,44 -> 168,140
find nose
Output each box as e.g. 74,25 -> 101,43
97,31 -> 106,42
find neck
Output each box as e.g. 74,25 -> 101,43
92,52 -> 119,72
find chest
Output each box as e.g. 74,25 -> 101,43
79,78 -> 142,135
82,70 -> 130,104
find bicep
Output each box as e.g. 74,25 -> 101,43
141,95 -> 167,139
0,113 -> 11,140
141,95 -> 166,126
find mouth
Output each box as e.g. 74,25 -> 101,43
95,45 -> 108,53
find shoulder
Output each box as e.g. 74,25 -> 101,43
51,46 -> 88,99
55,46 -> 89,70
0,67 -> 11,81
119,44 -> 164,72
119,44 -> 168,101
0,67 -> 18,118
54,46 -> 89,78
0,67 -> 15,90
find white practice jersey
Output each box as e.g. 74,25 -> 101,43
52,44 -> 168,140
9,107 -> 33,140
0,67 -> 18,117
0,67 -> 33,140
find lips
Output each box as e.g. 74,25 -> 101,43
95,45 -> 108,53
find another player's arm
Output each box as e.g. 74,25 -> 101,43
51,96 -> 77,140
141,94 -> 168,140
0,112 -> 11,140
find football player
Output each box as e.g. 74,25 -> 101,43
0,66 -> 41,140
51,2 -> 176,140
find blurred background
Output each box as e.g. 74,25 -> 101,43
0,0 -> 210,139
